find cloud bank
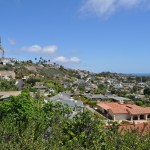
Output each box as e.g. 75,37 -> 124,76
80,0 -> 150,17
54,56 -> 80,63
20,44 -> 80,63
21,45 -> 58,54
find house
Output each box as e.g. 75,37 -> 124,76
107,95 -> 130,102
0,58 -> 11,65
62,82 -> 72,88
89,83 -> 98,89
97,102 -> 150,121
85,94 -> 108,101
48,93 -> 84,112
85,77 -> 91,85
0,71 -> 16,79
61,91 -> 73,97
105,90 -> 112,96
32,86 -> 48,95
32,85 -> 47,90
77,79 -> 86,86
113,83 -> 123,90
22,76 -> 29,81
78,70 -> 88,78
137,82 -> 148,88
122,83 -> 135,89
91,94 -> 108,101
15,79 -> 25,90
0,58 -> 18,65
132,94 -> 145,100
0,91 -> 21,100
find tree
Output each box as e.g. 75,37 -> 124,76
1,92 -> 150,149
78,85 -> 85,92
135,100 -> 144,106
144,88 -> 150,95
60,65 -> 64,71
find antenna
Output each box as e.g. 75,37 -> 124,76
0,37 -> 4,58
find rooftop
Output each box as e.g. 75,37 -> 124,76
97,102 -> 150,115
0,91 -> 21,100
119,122 -> 150,135
49,93 -> 84,108
32,86 -> 47,89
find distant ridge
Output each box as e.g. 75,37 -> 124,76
127,73 -> 150,77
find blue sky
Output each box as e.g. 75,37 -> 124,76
0,0 -> 150,73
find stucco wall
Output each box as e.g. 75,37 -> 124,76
108,110 -> 130,120
115,114 -> 130,120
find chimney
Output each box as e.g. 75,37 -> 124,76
119,100 -> 124,104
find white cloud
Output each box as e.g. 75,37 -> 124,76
70,57 -> 80,63
54,56 -> 80,63
80,0 -> 150,17
22,45 -> 42,53
21,44 -> 58,54
54,56 -> 68,63
43,45 -> 58,54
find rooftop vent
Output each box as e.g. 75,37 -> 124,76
119,100 -> 124,104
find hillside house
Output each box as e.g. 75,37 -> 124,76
32,86 -> 48,95
0,91 -> 21,100
84,94 -> 108,101
15,79 -> 25,90
106,95 -> 130,102
0,58 -> 11,65
0,58 -> 18,65
97,102 -> 150,121
48,93 -> 84,112
0,71 -> 16,80
113,83 -> 124,90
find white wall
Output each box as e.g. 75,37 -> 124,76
115,114 -> 130,120
108,110 -> 130,120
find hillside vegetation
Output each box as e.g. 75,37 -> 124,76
0,91 -> 150,149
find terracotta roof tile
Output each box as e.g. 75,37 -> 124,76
97,102 -> 150,115
97,103 -> 111,110
119,122 -> 150,135
110,108 -> 128,114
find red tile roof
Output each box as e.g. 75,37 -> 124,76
97,102 -> 150,115
0,91 -> 21,97
119,122 -> 150,135
110,108 -> 128,114
97,103 -> 111,110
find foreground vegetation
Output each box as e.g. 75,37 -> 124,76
0,91 -> 150,150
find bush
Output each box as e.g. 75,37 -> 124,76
135,100 -> 144,106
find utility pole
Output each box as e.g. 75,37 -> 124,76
0,37 -> 4,58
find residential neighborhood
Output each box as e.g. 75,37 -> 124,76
1,56 -> 150,126
2,0 -> 150,148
